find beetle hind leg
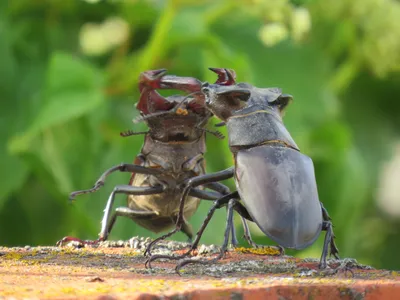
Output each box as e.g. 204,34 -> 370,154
319,220 -> 340,269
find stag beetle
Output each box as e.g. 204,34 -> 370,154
57,69 -> 257,254
147,68 -> 339,271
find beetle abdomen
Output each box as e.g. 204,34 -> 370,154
235,145 -> 322,249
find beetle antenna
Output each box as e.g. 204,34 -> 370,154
196,126 -> 225,140
133,91 -> 203,124
120,130 -> 149,137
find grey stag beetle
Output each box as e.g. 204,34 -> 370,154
148,68 -> 340,271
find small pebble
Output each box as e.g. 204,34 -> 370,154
86,276 -> 104,282
129,238 -> 140,249
198,244 -> 207,255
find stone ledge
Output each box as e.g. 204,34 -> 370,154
1,241 -> 399,299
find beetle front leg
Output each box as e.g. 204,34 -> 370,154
143,167 -> 235,258
57,185 -> 164,247
99,185 -> 165,240
69,163 -> 163,201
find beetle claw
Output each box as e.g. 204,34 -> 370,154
318,258 -> 364,278
144,258 -> 153,269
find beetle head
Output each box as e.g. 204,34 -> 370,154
201,82 -> 251,121
135,70 -> 215,142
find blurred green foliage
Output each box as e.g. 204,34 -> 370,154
1,0 -> 400,269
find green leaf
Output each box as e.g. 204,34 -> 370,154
8,52 -> 104,154
169,9 -> 207,44
0,20 -> 28,208
0,147 -> 28,209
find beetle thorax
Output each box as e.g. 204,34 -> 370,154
141,135 -> 206,174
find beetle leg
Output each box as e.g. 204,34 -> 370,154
202,182 -> 238,246
230,214 -> 239,247
319,221 -> 333,269
319,203 -> 340,269
57,185 -> 164,247
143,167 -> 235,258
203,182 -> 230,195
69,163 -> 164,201
182,154 -> 204,172
99,185 -> 165,240
188,188 -> 223,200
103,207 -> 157,241
180,217 -> 194,242
319,220 -> 340,269
321,204 -> 340,260
204,182 -> 284,254
145,192 -> 238,269
174,198 -> 237,274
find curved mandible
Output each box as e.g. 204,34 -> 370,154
209,68 -> 237,85
156,75 -> 205,112
137,69 -> 174,114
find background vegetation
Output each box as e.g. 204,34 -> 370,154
1,0 -> 400,270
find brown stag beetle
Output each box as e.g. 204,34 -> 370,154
56,69 -> 261,257
147,68 -> 339,272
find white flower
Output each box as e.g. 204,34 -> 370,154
291,7 -> 311,42
81,0 -> 102,4
377,143 -> 400,218
79,23 -> 110,56
79,17 -> 130,56
102,17 -> 130,47
258,23 -> 289,47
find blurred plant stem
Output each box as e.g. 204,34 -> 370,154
204,1 -> 239,26
330,53 -> 362,94
116,0 -> 177,94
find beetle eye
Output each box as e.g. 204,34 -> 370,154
202,87 -> 210,94
271,94 -> 293,111
201,82 -> 210,94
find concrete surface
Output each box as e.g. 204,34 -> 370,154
1,238 -> 399,299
